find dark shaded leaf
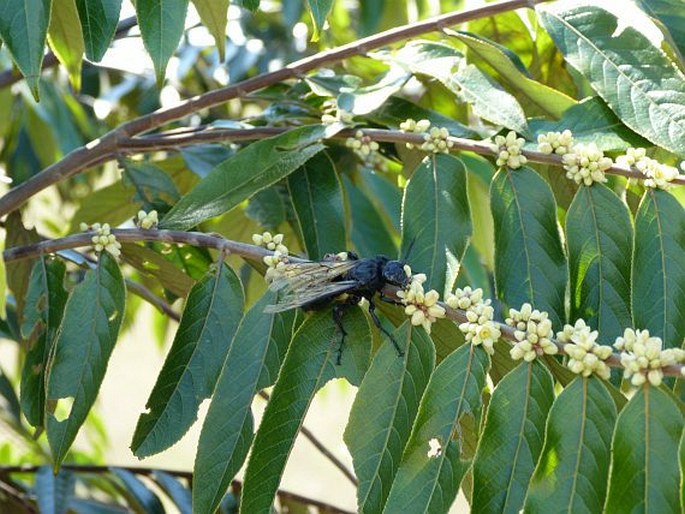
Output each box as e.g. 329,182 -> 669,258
75,0 -> 122,61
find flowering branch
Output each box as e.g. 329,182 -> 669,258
4,229 -> 683,379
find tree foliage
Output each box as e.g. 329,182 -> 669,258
0,0 -> 684,513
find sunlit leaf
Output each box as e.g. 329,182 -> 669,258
191,0 -> 228,61
47,0 -> 84,91
75,0 -> 122,61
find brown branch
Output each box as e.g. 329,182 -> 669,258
0,465 -> 354,514
0,0 -> 548,217
4,228 -> 684,379
258,391 -> 358,487
116,126 -> 685,186
0,17 -> 139,90
0,476 -> 37,513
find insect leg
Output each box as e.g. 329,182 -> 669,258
379,290 -> 404,305
332,303 -> 348,365
367,299 -> 404,357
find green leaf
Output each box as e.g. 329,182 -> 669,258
136,0 -> 189,85
632,190 -> 685,349
344,323 -> 435,514
449,30 -> 576,118
193,291 -> 292,514
131,264 -> 244,458
343,175 -> 396,258
566,184 -> 633,344
162,125 -> 340,230
305,0 -> 333,41
36,466 -> 75,514
401,154 -> 471,297
191,0 -> 228,61
336,66 -> 410,116
490,167 -> 567,329
605,386 -> 683,513
525,377 -> 617,513
638,0 -> 685,57
288,153 -> 345,260
120,243 -> 195,298
370,96 -> 478,139
528,97 -> 649,152
0,0 -> 51,99
240,308 -> 371,514
472,361 -> 555,514
69,180 -> 138,231
20,257 -> 68,428
112,468 -> 164,514
152,471 -> 192,514
0,232 -> 5,320
75,0 -> 122,62
47,0 -> 84,92
122,160 -> 181,213
383,344 -> 490,513
393,41 -> 529,135
539,3 -> 685,155
5,212 -> 40,322
45,252 -> 126,467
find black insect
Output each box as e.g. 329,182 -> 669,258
264,252 -> 411,363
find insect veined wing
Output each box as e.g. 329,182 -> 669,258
264,260 -> 358,313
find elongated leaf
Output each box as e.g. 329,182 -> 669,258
193,291 -> 294,514
112,468 -> 164,514
343,175 -> 396,258
529,97 -> 648,152
490,167 -> 567,329
393,41 -> 528,135
36,466 -> 75,514
191,0 -> 228,61
20,257 -> 68,428
131,264 -> 243,458
162,124 -> 341,230
540,3 -> 685,155
344,323 -> 435,514
525,377 -> 617,513
5,212 -> 40,322
120,243 -> 195,298
0,0 -> 51,99
70,180 -> 138,231
240,308 -> 371,514
75,0 -> 122,61
383,344 -> 490,513
306,0 -> 332,41
449,30 -> 575,118
472,361 -> 554,514
153,471 -> 191,514
288,153 -> 345,260
137,0 -> 189,84
46,253 -> 126,467
567,184 -> 633,344
401,154 -> 471,297
0,232 -> 5,320
337,66 -> 410,116
605,386 -> 683,512
47,0 -> 84,91
632,190 -> 685,349
638,0 -> 685,57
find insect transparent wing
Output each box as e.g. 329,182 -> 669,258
264,260 -> 358,312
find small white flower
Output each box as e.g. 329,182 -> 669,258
506,303 -> 557,361
537,130 -> 573,155
493,131 -> 527,169
614,328 -> 683,387
136,209 -> 159,229
398,280 -> 445,334
558,319 -> 612,380
561,142 -> 612,186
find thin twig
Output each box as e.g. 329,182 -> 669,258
116,126 -> 685,186
0,0 -> 549,217
258,391 -> 358,487
0,17 -> 139,90
3,228 -> 683,378
0,465 -> 354,514
0,476 -> 37,513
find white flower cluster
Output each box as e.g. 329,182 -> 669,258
614,328 -> 685,386
537,130 -> 573,156
321,100 -> 354,125
400,119 -> 454,154
396,266 -> 445,334
493,131 -> 527,169
556,319 -> 612,380
617,147 -> 678,190
505,303 -> 558,361
561,142 -> 612,186
253,232 -> 290,283
80,222 -> 122,257
136,209 -> 158,229
446,287 -> 500,355
345,130 -> 380,157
